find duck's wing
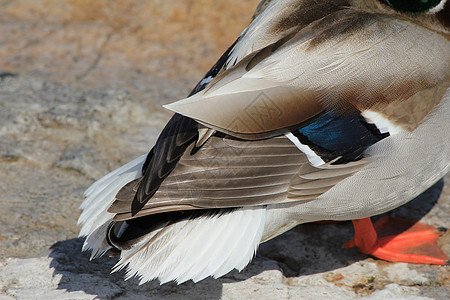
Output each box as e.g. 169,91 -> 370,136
109,136 -> 301,220
165,9 -> 449,139
105,1 -> 321,218
109,3 -> 449,221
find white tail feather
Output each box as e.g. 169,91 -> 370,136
81,221 -> 111,259
78,154 -> 267,284
78,155 -> 146,256
113,207 -> 266,284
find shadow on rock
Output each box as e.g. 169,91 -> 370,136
48,179 -> 444,298
48,230 -> 361,298
49,238 -> 224,299
48,224 -> 362,298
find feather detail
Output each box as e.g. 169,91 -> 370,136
108,136 -> 307,219
361,110 -> 404,135
78,155 -> 146,256
111,207 -> 266,284
285,132 -> 325,167
287,159 -> 367,200
285,111 -> 388,166
196,127 -> 215,147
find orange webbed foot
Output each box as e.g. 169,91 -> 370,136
344,216 -> 448,265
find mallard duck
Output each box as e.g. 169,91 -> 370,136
78,0 -> 450,284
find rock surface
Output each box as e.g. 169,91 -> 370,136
0,1 -> 448,299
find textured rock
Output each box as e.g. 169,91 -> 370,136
0,1 -> 448,299
0,227 -> 448,299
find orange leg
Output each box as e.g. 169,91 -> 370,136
344,216 -> 448,265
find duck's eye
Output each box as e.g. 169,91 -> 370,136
379,0 -> 444,13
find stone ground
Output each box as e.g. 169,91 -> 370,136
0,1 -> 448,299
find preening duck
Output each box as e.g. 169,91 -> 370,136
78,0 -> 450,284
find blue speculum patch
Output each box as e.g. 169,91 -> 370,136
294,111 -> 389,164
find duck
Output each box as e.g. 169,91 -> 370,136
78,0 -> 450,284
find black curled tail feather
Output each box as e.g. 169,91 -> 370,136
130,40 -> 241,215
131,115 -> 198,215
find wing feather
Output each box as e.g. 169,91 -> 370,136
109,135 -> 368,221
164,10 -> 449,139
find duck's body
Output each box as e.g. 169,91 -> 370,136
79,0 -> 450,284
